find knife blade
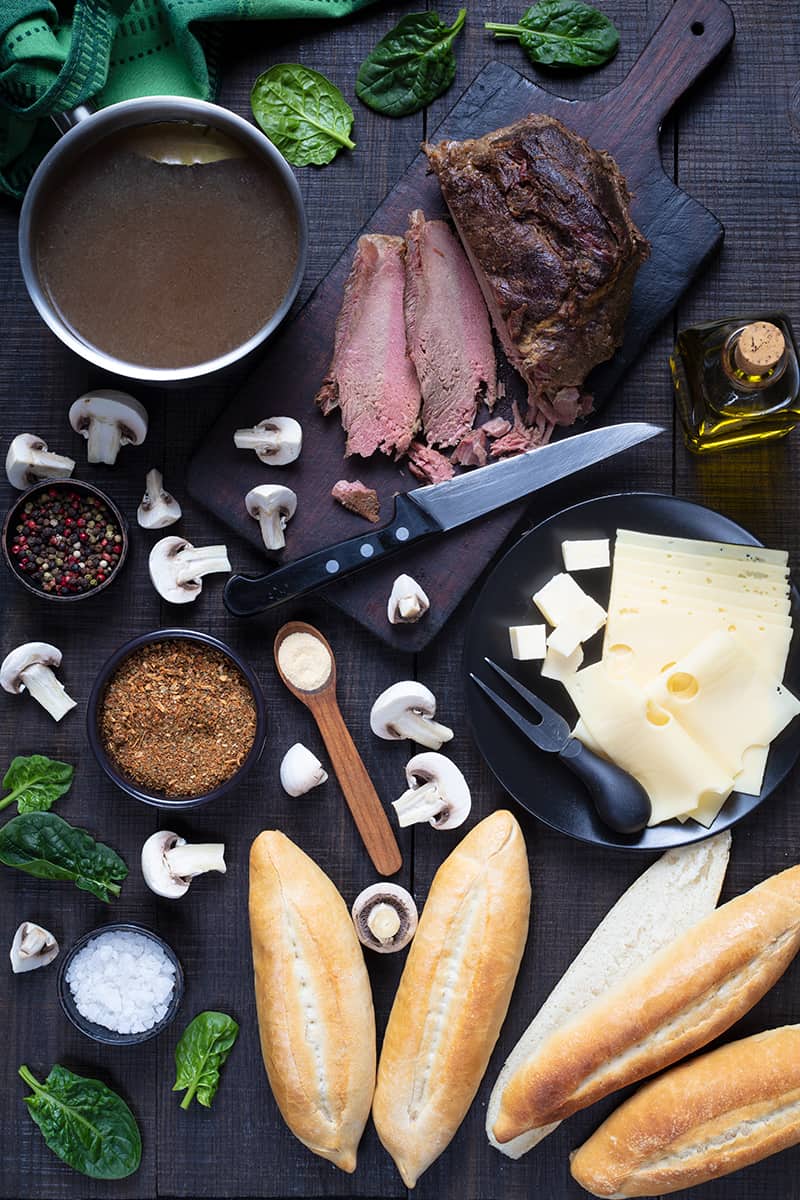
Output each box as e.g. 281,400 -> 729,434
223,421 -> 662,617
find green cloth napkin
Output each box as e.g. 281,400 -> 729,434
0,0 -> 380,196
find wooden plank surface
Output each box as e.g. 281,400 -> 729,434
186,0 -> 731,652
1,3 -> 799,1200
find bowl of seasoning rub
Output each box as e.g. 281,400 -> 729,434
2,479 -> 128,600
58,923 -> 184,1045
87,629 -> 266,808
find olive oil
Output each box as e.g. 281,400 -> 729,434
670,313 -> 800,453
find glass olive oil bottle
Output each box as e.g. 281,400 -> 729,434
671,314 -> 800,453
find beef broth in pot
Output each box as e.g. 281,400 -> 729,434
34,123 -> 299,370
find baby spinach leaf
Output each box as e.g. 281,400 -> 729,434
486,1 -> 619,69
0,754 -> 74,814
0,812 -> 127,902
251,64 -> 355,167
356,9 -> 467,118
173,1011 -> 240,1109
19,1064 -> 141,1180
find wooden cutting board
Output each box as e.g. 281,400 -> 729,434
187,0 -> 734,651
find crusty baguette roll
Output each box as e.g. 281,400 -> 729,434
249,831 -> 375,1172
493,862 -> 800,1145
373,810 -> 530,1187
487,832 -> 731,1159
571,1025 -> 800,1197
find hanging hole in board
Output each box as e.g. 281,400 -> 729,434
691,21 -> 705,35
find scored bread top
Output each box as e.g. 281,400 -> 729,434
249,830 -> 376,1173
493,863 -> 800,1144
486,831 -> 731,1159
570,1024 -> 800,1197
372,810 -> 531,1188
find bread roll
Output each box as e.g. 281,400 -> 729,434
492,863 -> 800,1145
571,1025 -> 800,1196
487,832 -> 731,1159
373,810 -> 531,1187
249,831 -> 375,1172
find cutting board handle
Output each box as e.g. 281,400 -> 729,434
608,0 -> 734,142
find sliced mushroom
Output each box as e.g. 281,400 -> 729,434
370,681 -> 453,750
392,752 -> 471,830
10,922 -> 59,973
233,417 -> 303,466
246,485 -> 297,551
148,535 -> 230,603
137,468 -> 182,529
0,642 -> 76,721
387,574 -> 430,624
279,743 -> 328,797
351,883 -> 418,953
5,434 -> 75,490
141,830 -> 226,899
69,390 -> 148,465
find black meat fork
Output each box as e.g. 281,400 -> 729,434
470,659 -> 652,835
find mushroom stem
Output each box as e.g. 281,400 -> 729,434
174,545 -> 231,586
393,780 -> 444,827
257,510 -> 287,551
367,903 -> 402,943
85,420 -> 123,465
234,429 -> 280,452
20,927 -> 48,956
27,447 -> 75,479
164,843 -> 226,879
397,712 -> 454,750
20,663 -> 76,721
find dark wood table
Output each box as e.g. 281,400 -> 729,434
2,3 -> 799,1198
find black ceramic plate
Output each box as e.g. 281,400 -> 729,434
464,493 -> 800,851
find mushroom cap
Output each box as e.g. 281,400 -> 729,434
369,680 -> 438,737
5,434 -> 43,488
256,417 -> 303,466
404,752 -> 471,830
10,922 -> 59,973
141,830 -> 190,899
148,536 -> 198,603
245,483 -> 298,519
69,390 -> 149,443
0,642 -> 62,693
351,882 -> 418,953
279,742 -> 327,797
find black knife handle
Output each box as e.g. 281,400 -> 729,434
558,739 -> 652,835
223,494 -> 440,617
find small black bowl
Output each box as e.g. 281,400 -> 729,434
2,477 -> 129,602
57,923 -> 184,1045
86,628 -> 267,809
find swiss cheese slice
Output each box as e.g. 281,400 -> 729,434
564,662 -> 735,825
610,579 -> 791,624
613,543 -> 789,586
645,631 -> 800,796
612,559 -> 790,605
616,529 -> 788,567
604,601 -> 794,684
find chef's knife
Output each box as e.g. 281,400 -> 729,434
223,422 -> 662,617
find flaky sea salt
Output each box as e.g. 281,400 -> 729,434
65,929 -> 176,1035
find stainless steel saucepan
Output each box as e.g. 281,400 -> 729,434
18,96 -> 308,384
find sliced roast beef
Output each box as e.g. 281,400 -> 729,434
424,116 -> 649,428
489,401 -> 545,457
331,479 -> 380,523
403,209 -> 496,448
407,441 -> 455,484
316,234 -> 421,457
451,427 -> 488,468
481,416 -> 512,439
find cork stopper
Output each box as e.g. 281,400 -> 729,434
734,322 -> 785,376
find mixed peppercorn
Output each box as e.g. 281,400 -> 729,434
8,487 -> 123,596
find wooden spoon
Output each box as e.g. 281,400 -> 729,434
274,621 -> 402,876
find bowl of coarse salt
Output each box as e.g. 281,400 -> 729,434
57,923 -> 184,1045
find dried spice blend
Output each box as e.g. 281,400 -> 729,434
100,640 -> 257,796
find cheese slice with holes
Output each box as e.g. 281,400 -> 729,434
564,662 -> 735,825
612,559 -> 790,604
604,602 -> 794,684
614,543 -> 789,585
645,631 -> 800,793
610,579 -> 791,623
616,529 -> 788,567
